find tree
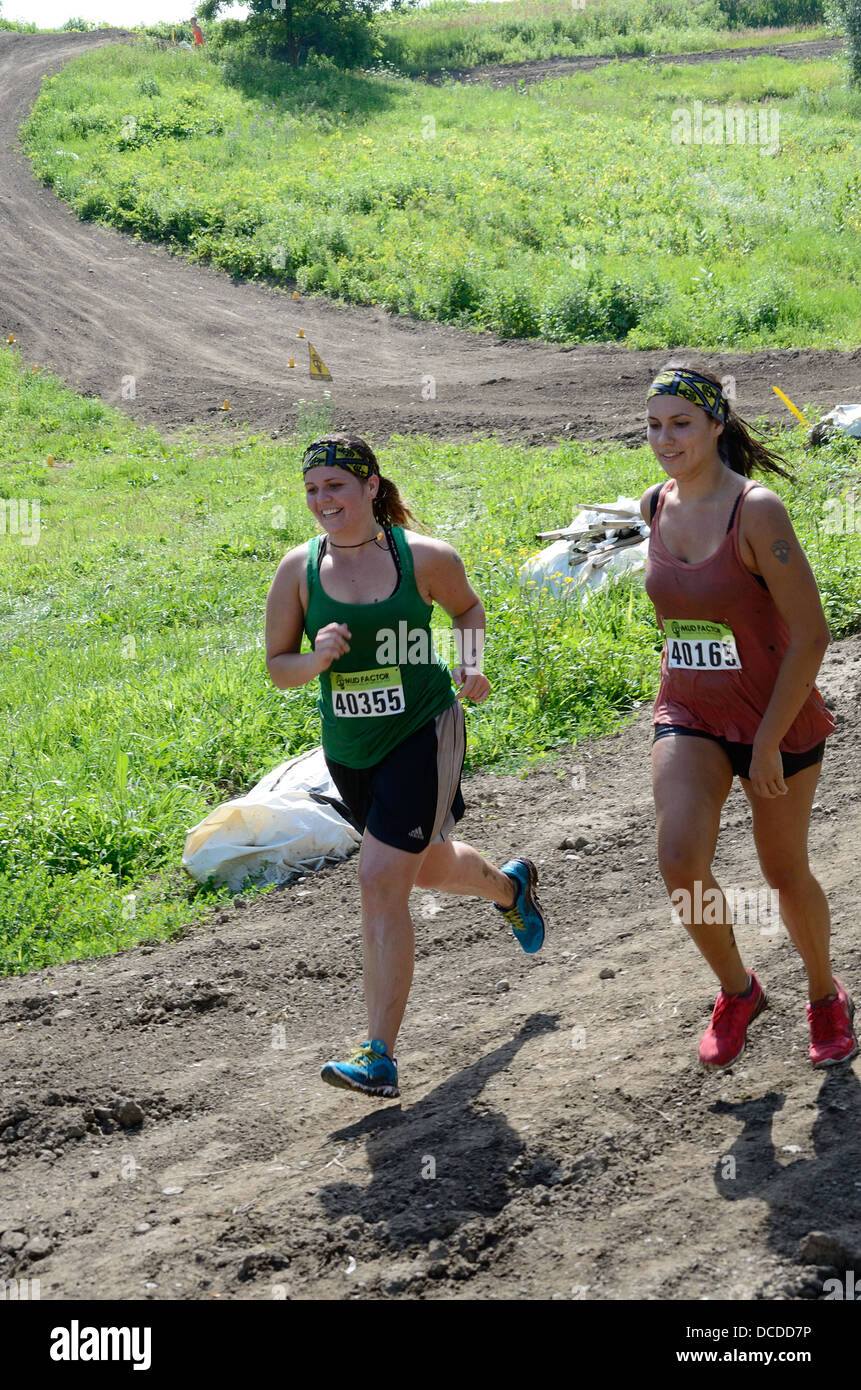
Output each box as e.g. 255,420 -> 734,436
196,0 -> 390,67
827,0 -> 861,82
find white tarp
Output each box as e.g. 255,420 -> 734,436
519,496 -> 649,599
182,746 -> 361,892
808,405 -> 861,444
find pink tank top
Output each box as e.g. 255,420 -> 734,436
644,479 -> 835,750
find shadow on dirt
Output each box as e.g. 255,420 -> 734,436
318,1011 -> 560,1249
711,1067 -> 861,1272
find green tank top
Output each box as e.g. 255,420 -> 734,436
304,525 -> 457,769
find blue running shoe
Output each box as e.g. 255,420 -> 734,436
495,857 -> 546,954
321,1039 -> 399,1099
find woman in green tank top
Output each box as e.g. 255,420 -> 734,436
264,433 -> 548,1099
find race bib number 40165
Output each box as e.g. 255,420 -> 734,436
664,620 -> 742,671
330,666 -> 405,717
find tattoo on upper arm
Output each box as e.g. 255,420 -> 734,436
771,539 -> 791,564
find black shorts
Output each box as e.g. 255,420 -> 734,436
653,724 -> 826,780
325,701 -> 466,855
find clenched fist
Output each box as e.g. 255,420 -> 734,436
313,622 -> 352,673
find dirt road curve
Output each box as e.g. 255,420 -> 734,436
1,30 -> 859,447
2,635 -> 860,1300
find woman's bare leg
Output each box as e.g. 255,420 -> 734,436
356,833 -> 517,1058
652,734 -> 749,995
741,763 -> 834,1002
356,831 -> 426,1057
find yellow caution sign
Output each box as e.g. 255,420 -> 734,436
772,386 -> 809,427
308,342 -> 332,382
288,358 -> 295,368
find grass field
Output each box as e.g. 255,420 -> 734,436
378,0 -> 827,74
3,347 -> 861,975
22,43 -> 861,351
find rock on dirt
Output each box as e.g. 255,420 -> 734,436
113,1098 -> 145,1129
24,1236 -> 53,1260
799,1231 -> 854,1267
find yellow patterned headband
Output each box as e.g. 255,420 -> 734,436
302,441 -> 377,478
647,369 -> 727,422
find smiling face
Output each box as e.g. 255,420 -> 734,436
303,465 -> 378,535
646,393 -> 724,478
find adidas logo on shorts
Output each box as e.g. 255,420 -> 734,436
408,826 -> 424,840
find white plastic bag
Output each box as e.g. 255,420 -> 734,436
182,746 -> 360,892
808,405 -> 861,444
520,496 -> 649,600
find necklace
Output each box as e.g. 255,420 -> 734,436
328,531 -> 384,549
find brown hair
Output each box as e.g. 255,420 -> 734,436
658,359 -> 793,481
303,432 -> 418,528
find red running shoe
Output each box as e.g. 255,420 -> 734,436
807,980 -> 860,1068
698,971 -> 767,1068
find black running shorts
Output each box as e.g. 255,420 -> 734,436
653,723 -> 826,780
325,700 -> 466,854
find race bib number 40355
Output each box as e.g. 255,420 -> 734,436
663,620 -> 742,671
330,666 -> 405,717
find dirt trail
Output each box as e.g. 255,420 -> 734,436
2,634 -> 860,1301
0,30 -> 859,449
427,36 -> 842,88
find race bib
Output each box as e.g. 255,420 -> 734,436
330,666 -> 405,717
663,620 -> 742,671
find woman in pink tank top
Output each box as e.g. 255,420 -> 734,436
641,360 -> 857,1071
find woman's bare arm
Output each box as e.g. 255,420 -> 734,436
410,534 -> 489,703
742,491 -> 831,795
264,546 -> 351,689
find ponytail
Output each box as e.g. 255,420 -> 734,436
373,473 -> 416,528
